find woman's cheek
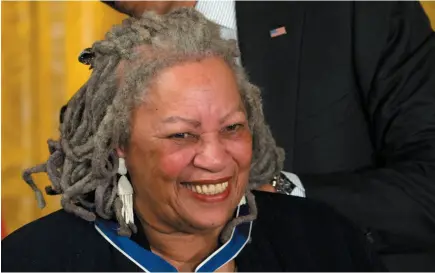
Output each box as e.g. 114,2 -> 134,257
225,137 -> 253,168
159,147 -> 197,177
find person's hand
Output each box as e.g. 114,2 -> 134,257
256,183 -> 277,193
112,1 -> 159,17
110,1 -> 195,18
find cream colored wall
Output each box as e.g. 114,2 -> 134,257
2,1 -> 435,235
1,1 -> 126,234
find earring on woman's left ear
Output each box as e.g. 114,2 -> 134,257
238,195 -> 246,206
117,158 -> 134,225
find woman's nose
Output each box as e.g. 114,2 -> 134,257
193,135 -> 228,173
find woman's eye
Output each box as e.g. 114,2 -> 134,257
169,132 -> 196,140
169,133 -> 189,139
224,123 -> 244,133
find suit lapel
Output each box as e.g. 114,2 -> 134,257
235,1 -> 306,171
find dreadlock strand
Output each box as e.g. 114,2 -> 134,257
220,190 -> 258,243
90,83 -> 119,132
70,161 -> 89,182
69,85 -> 93,142
130,23 -> 152,43
103,176 -> 118,216
61,85 -> 88,139
62,172 -> 93,197
91,106 -> 120,179
61,174 -> 100,221
69,118 -> 91,147
60,138 -> 82,163
46,150 -> 64,192
77,196 -> 96,210
71,68 -> 113,145
47,139 -> 61,153
22,163 -> 48,209
95,181 -> 113,219
59,158 -> 74,190
61,196 -> 96,222
70,143 -> 94,160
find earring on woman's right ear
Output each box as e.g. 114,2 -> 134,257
117,158 -> 134,225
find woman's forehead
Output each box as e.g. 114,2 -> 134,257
131,57 -> 245,121
146,57 -> 239,101
117,55 -> 239,103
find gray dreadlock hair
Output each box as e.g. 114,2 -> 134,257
22,8 -> 284,242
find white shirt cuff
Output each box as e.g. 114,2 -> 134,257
281,171 -> 306,198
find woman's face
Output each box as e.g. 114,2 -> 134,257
118,57 -> 252,235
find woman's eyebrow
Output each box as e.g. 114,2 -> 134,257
162,116 -> 201,127
220,106 -> 246,124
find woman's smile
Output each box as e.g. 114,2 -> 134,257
180,176 -> 233,202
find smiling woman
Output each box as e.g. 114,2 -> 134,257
2,8 -> 384,272
117,57 -> 254,240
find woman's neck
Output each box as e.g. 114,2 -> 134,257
142,221 -> 226,272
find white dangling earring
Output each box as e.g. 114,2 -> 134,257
117,158 -> 134,225
238,195 -> 246,206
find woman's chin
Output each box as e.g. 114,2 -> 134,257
175,184 -> 241,232
185,211 -> 232,232
177,202 -> 235,232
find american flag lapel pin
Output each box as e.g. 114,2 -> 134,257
270,26 -> 287,38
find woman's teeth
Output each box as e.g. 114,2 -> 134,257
183,182 -> 229,195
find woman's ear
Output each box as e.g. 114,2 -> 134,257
116,147 -> 126,158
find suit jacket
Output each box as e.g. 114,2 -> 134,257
234,1 -> 435,270
1,191 -> 384,272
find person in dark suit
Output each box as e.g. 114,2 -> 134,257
100,1 -> 435,271
2,10 -> 384,272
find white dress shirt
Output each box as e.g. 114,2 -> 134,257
195,0 -> 306,198
195,0 -> 238,41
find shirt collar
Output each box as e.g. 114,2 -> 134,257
195,0 -> 236,31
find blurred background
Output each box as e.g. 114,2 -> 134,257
2,1 -> 435,237
1,1 -> 126,236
